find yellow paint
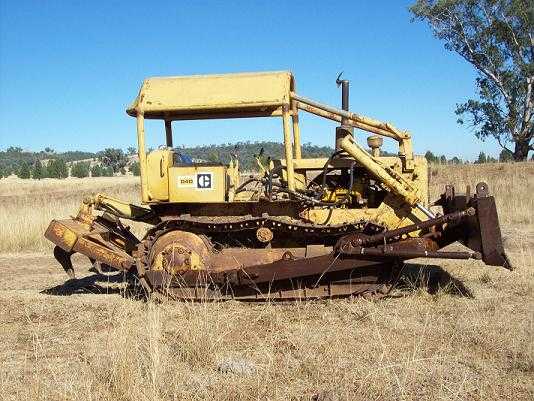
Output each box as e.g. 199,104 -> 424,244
340,135 -> 420,206
136,113 -> 149,203
226,157 -> 240,202
146,149 -> 171,201
122,71 -> 430,234
168,165 -> 226,203
60,226 -> 77,249
127,71 -> 293,120
301,208 -> 376,225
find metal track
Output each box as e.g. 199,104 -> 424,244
135,215 -> 399,301
152,213 -> 386,238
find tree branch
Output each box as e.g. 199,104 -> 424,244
521,76 -> 533,135
495,132 -> 512,153
450,10 -> 513,108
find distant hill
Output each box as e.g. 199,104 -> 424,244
0,147 -> 97,176
0,142 -> 335,176
177,141 -> 334,171
2,141 -> 517,179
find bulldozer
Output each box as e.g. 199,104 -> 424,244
45,71 -> 511,300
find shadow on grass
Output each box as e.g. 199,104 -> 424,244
395,263 -> 473,298
41,271 -> 142,298
41,262 -> 473,300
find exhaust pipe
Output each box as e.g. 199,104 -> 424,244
335,73 -> 353,152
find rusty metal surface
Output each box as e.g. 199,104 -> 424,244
46,217 -> 136,274
73,236 -> 133,270
344,208 -> 475,248
135,222 -> 401,301
145,212 -> 384,246
335,236 -> 481,260
141,258 -> 396,301
471,183 -> 509,267
438,182 -> 510,269
256,227 -> 273,243
45,220 -> 85,252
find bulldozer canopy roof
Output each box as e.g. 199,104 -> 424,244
126,71 -> 294,120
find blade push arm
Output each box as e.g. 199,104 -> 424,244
81,193 -> 160,224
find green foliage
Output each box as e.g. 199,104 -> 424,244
126,146 -> 137,155
102,166 -> 114,177
32,160 -> 44,179
17,162 -> 31,179
0,164 -> 10,178
207,151 -> 220,163
476,152 -> 487,164
178,141 -> 334,171
411,0 -> 534,161
90,164 -> 113,177
71,161 -> 90,178
0,147 -> 95,178
98,148 -> 128,172
424,151 -> 438,163
131,161 -> 141,176
58,151 -> 95,162
91,165 -> 103,177
46,159 -> 68,178
499,148 -> 514,162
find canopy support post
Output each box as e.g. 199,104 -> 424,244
282,105 -> 295,191
291,99 -> 302,159
136,112 -> 149,203
164,120 -> 173,147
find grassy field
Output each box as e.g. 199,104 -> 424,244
0,163 -> 533,400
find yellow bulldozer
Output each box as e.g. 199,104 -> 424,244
45,71 -> 510,300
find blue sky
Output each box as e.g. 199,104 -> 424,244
0,0 -> 502,160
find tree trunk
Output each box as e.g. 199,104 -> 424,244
513,139 -> 530,161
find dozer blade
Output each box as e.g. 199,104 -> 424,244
438,182 -> 511,269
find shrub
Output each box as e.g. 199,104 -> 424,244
131,161 -> 141,176
102,166 -> 114,177
17,162 -> 31,179
46,159 -> 68,178
98,148 -> 128,172
32,160 -> 44,180
499,149 -> 514,162
91,165 -> 102,177
71,162 -> 90,178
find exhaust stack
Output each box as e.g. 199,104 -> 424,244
335,73 -> 354,152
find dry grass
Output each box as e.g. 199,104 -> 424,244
0,162 -> 533,400
429,162 -> 534,228
1,162 -> 532,252
0,176 -> 140,252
